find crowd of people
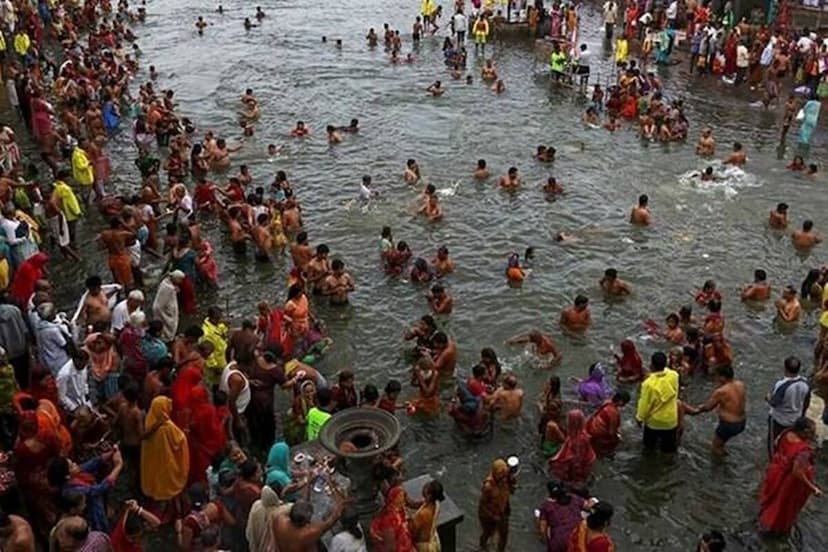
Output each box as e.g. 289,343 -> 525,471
0,0 -> 824,551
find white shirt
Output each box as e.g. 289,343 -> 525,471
452,13 -> 467,33
797,36 -> 813,54
219,362 -> 251,413
111,300 -> 142,333
329,529 -> 367,552
602,2 -> 617,24
578,47 -> 592,67
736,44 -> 749,68
666,1 -> 678,19
56,360 -> 91,413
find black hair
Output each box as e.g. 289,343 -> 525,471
239,459 -> 258,479
332,259 -> 344,271
716,364 -> 734,380
546,480 -> 571,504
784,356 -> 801,375
472,364 -> 485,378
47,457 -> 71,487
699,530 -> 726,552
85,275 -> 103,289
754,269 -> 767,281
361,384 -> 379,403
340,506 -> 363,539
384,379 -> 402,394
317,387 -> 333,407
425,480 -> 446,502
586,501 -> 614,530
289,500 -> 314,527
651,352 -> 667,371
613,390 -> 631,403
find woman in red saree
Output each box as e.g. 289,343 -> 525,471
585,392 -> 630,456
550,410 -> 596,487
169,364 -> 204,431
568,501 -> 615,552
188,385 -> 226,485
615,339 -> 643,383
9,252 -> 48,306
369,486 -> 414,552
723,32 -> 738,77
759,417 -> 822,534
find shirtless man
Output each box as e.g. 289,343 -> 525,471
560,295 -> 591,333
113,384 -> 143,480
227,207 -> 249,254
775,285 -> 802,323
474,159 -> 490,179
272,496 -> 344,552
498,167 -> 521,190
426,284 -> 453,314
486,373 -> 524,421
506,330 -> 562,365
326,125 -> 342,144
99,218 -> 136,288
251,213 -> 273,262
741,269 -> 771,301
227,320 -> 259,369
291,232 -> 313,272
426,80 -> 445,96
429,331 -> 457,374
768,202 -> 788,229
305,245 -> 331,293
599,268 -> 632,296
792,220 -> 822,250
419,185 -> 443,222
282,199 -> 303,233
0,512 -> 35,552
321,260 -> 355,305
630,194 -> 651,225
695,128 -> 716,156
685,364 -> 746,456
80,280 -> 112,333
405,159 -> 421,184
723,142 -> 746,166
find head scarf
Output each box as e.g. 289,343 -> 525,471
9,252 -> 48,305
245,486 -> 283,552
550,409 -> 597,485
576,363 -> 613,405
169,365 -> 204,422
618,339 -> 643,376
265,442 -> 292,488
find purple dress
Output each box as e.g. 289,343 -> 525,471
540,495 -> 585,552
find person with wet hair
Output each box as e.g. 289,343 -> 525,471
273,495 -> 345,552
567,500 -> 615,550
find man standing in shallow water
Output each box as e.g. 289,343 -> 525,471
630,194 -> 651,225
686,364 -> 746,456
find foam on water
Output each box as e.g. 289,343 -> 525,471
678,162 -> 762,199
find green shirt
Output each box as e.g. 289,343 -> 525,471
306,407 -> 331,441
550,51 -> 567,73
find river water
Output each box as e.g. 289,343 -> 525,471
37,0 -> 828,550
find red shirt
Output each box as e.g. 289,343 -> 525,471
468,378 -> 487,397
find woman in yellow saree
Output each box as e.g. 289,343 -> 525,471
141,396 -> 190,501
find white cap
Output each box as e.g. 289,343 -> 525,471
128,290 -> 145,301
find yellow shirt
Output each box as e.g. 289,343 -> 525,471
0,33 -> 6,53
53,180 -> 82,221
71,147 -> 94,186
615,39 -> 629,63
0,258 -> 9,290
820,285 -> 828,327
636,368 -> 679,430
13,33 -> 30,56
200,318 -> 229,385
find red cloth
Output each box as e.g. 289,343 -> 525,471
169,365 -> 204,430
262,308 -> 293,356
110,512 -> 141,552
10,252 -> 48,306
615,339 -> 643,382
178,275 -> 197,315
585,401 -> 621,456
188,386 -> 227,485
369,486 -> 414,552
550,410 -> 596,486
568,520 -> 614,551
468,378 -> 487,397
759,431 -> 815,533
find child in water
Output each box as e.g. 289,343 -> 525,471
506,252 -> 526,282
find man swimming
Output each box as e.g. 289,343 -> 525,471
768,203 -> 788,229
791,219 -> 822,250
498,167 -> 521,190
723,142 -> 746,165
474,159 -> 490,179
